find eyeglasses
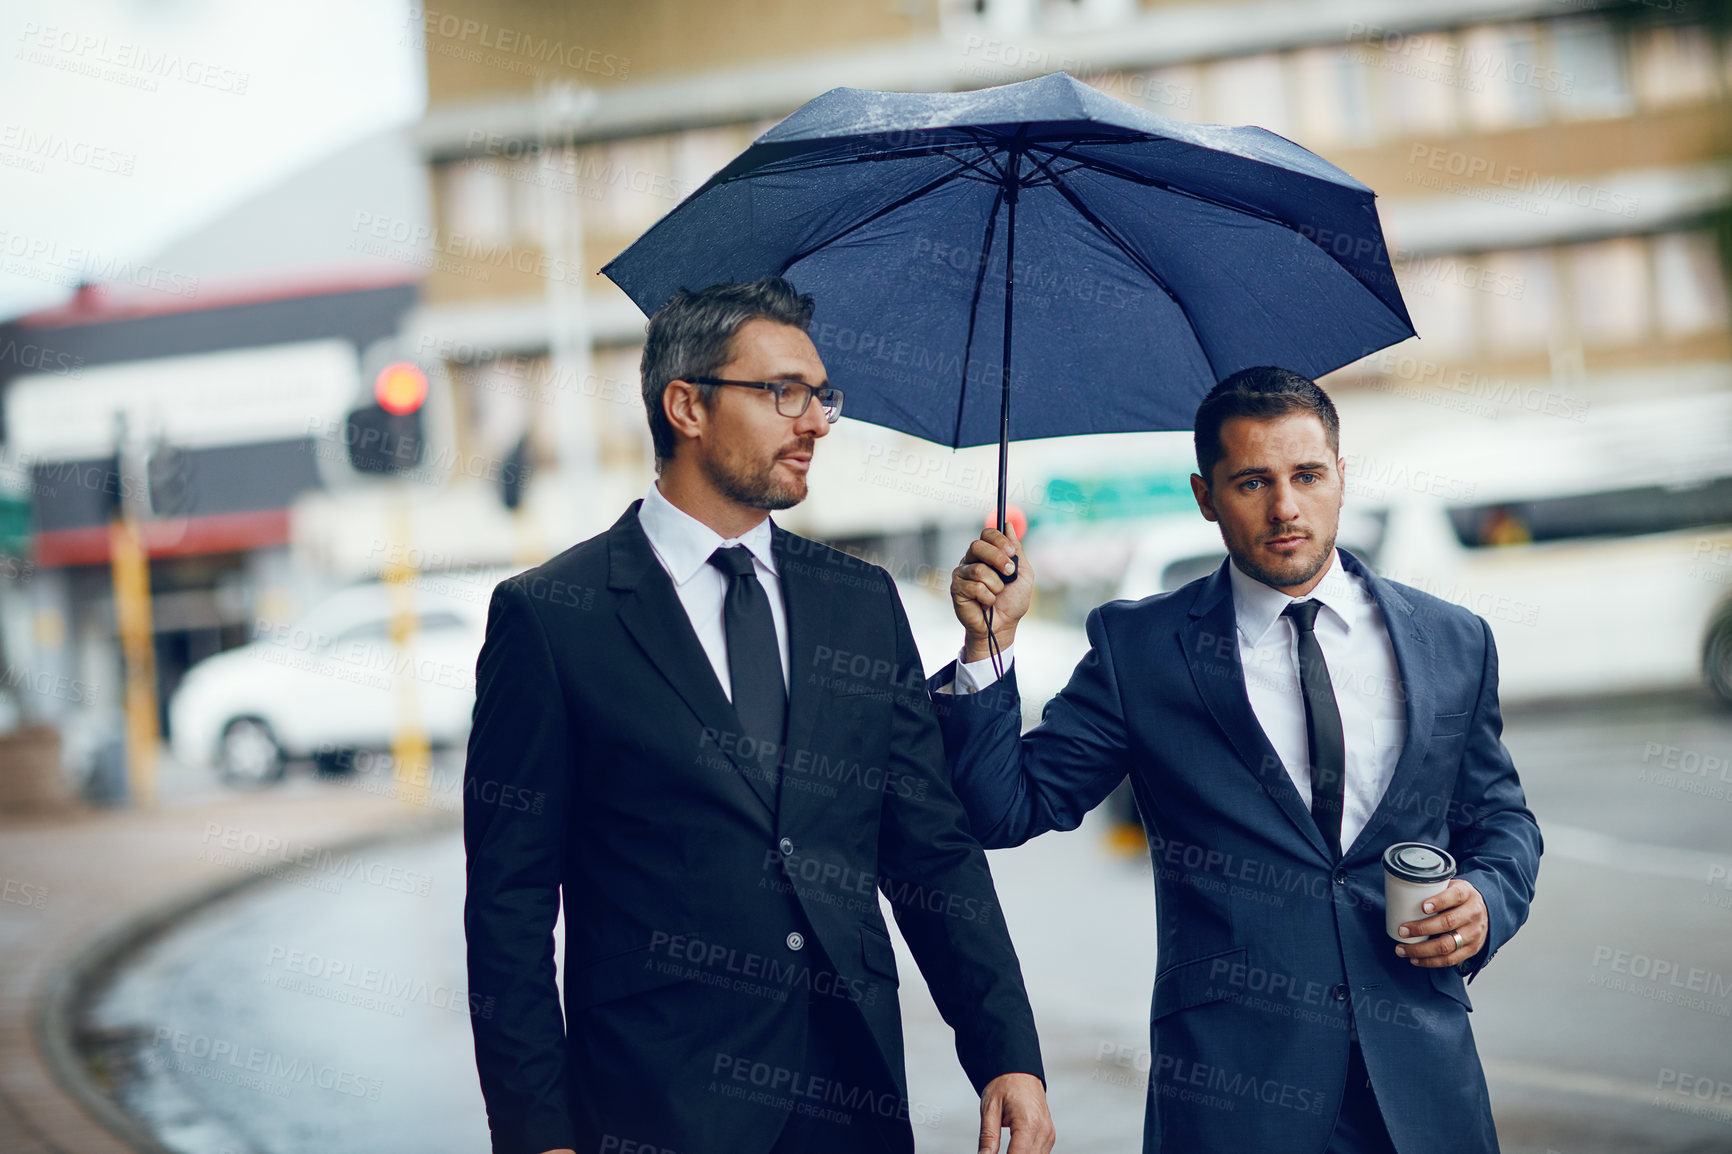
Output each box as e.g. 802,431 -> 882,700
688,377 -> 845,423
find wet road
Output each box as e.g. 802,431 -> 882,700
83,692 -> 1732,1153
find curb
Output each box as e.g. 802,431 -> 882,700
31,809 -> 460,1154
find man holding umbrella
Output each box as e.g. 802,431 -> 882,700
464,276 -> 1054,1154
936,366 -> 1542,1152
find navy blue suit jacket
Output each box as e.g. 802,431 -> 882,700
931,549 -> 1542,1153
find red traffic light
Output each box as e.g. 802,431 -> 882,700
374,362 -> 428,415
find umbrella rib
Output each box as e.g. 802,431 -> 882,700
1025,150 -> 1220,377
733,139 -> 1007,182
950,184 -> 1006,450
1032,146 -> 1291,228
774,151 -> 996,271
1036,145 -> 1410,333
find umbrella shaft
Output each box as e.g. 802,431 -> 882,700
996,149 -> 1019,539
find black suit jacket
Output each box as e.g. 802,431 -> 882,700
464,501 -> 1043,1154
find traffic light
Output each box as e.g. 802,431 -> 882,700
347,361 -> 428,474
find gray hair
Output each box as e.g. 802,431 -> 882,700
639,276 -> 816,468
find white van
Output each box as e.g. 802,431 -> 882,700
1116,391 -> 1732,704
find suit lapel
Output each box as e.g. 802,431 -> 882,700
1180,563 -> 1331,861
771,525 -> 831,812
608,502 -> 780,817
1339,553 -> 1435,860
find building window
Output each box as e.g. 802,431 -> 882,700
1633,22 -> 1721,110
1461,23 -> 1547,130
1132,65 -> 1201,120
1205,53 -> 1291,137
1376,32 -> 1462,139
1399,253 -> 1479,357
1291,45 -> 1376,149
1653,230 -> 1729,338
442,159 -> 513,248
1480,247 -> 1556,355
1567,236 -> 1649,347
1548,16 -> 1634,121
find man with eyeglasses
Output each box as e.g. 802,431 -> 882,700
464,277 -> 1053,1154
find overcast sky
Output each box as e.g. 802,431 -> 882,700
0,0 -> 424,321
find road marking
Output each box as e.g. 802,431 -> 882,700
1485,1059 -> 1732,1124
1541,822 -> 1732,883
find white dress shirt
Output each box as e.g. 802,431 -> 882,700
637,482 -> 790,699
1227,549 -> 1406,852
948,548 -> 1406,852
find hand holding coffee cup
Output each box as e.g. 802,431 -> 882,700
1383,842 -> 1490,968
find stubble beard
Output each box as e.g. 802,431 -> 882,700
702,438 -> 812,511
1225,524 -> 1338,590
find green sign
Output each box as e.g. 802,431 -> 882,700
0,493 -> 30,559
1039,472 -> 1195,523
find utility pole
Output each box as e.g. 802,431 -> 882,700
107,412 -> 158,809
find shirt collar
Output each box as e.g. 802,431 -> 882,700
639,482 -> 777,586
1227,547 -> 1362,645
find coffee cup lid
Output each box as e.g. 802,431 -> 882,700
1383,842 -> 1457,883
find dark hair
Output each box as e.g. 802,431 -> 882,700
639,276 -> 816,468
1193,366 -> 1339,484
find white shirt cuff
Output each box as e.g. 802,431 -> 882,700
938,643 -> 1015,694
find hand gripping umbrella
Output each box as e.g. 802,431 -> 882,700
603,69 -> 1414,548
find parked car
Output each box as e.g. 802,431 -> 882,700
169,569 -> 516,785
1115,390 -> 1732,705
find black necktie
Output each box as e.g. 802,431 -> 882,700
707,546 -> 786,758
1283,599 -> 1346,858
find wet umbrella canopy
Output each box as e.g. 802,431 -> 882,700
603,71 -> 1415,525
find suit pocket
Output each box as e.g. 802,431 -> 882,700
1429,963 -> 1473,1011
860,922 -> 900,986
1152,945 -> 1246,1021
1431,710 -> 1471,738
567,941 -> 692,1011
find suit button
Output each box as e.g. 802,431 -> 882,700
779,837 -> 795,856
1332,984 -> 1349,1002
1333,870 -> 1348,886
786,932 -> 805,951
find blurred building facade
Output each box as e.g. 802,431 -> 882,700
0,128 -> 433,774
408,0 -> 1732,576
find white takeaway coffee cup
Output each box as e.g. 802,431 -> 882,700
1383,842 -> 1457,941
